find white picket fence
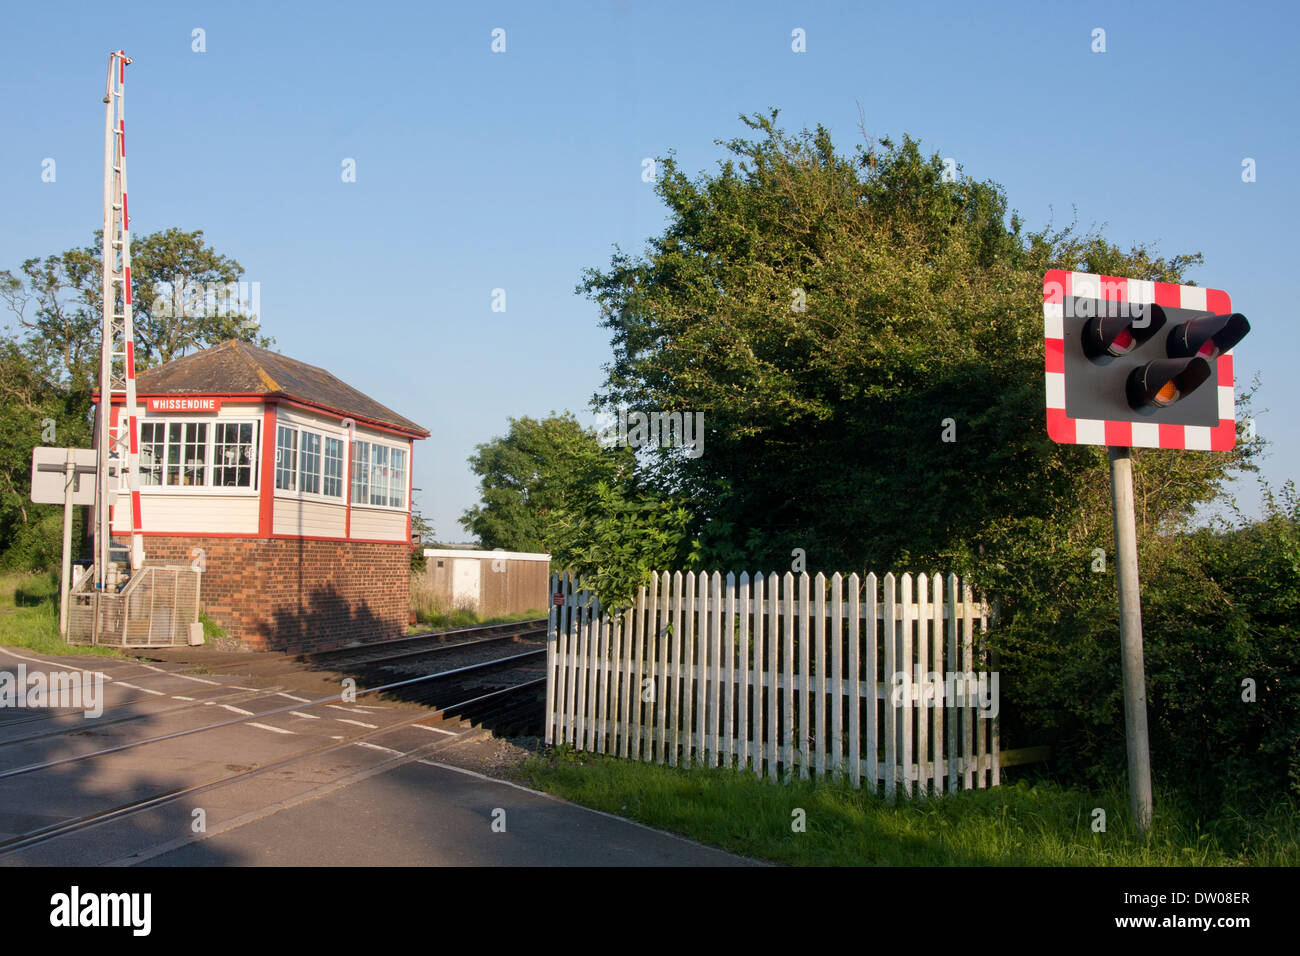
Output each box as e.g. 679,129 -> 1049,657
545,570 -> 1000,799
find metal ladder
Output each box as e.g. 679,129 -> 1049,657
95,49 -> 145,591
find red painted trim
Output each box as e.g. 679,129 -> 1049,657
1104,420 -> 1131,447
271,533 -> 408,544
344,434 -> 352,539
135,530 -> 408,544
1044,338 -> 1064,374
1045,407 -> 1075,444
1154,281 -> 1182,307
1044,271 -> 1239,450
99,392 -> 426,439
109,392 -> 265,403
107,404 -> 120,525
123,193 -> 129,232
126,341 -> 135,378
147,397 -> 222,412
1210,419 -> 1237,451
124,266 -> 132,305
1158,423 -> 1185,450
258,406 -> 276,537
405,439 -> 413,544
276,396 -> 427,439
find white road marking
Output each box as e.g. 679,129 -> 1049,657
0,647 -> 105,675
335,719 -> 378,729
329,735 -> 344,740
248,722 -> 295,735
230,686 -> 257,691
220,704 -> 254,716
413,723 -> 458,736
117,682 -> 165,696
355,742 -> 403,756
133,662 -> 221,685
326,704 -> 372,714
276,692 -> 311,703
289,711 -> 320,719
173,695 -> 196,701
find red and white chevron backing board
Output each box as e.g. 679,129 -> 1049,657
1043,269 -> 1238,450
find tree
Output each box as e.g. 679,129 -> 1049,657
1,227 -> 271,392
579,112 -> 1281,808
0,340 -> 91,569
579,111 -> 1260,577
0,227 -> 271,569
461,412 -> 699,607
461,413 -> 627,553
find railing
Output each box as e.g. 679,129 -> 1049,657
546,569 -> 999,799
68,565 -> 202,647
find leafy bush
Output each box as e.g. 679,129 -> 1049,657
990,483 -> 1300,815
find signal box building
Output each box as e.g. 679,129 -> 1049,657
96,340 -> 429,652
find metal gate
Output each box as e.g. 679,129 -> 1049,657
68,565 -> 202,647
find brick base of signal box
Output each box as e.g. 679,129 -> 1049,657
143,537 -> 410,653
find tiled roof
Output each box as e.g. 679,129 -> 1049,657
132,340 -> 428,437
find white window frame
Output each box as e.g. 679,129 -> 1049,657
136,417 -> 261,496
274,419 -> 349,505
350,436 -> 409,511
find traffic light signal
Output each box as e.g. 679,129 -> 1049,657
1043,271 -> 1248,450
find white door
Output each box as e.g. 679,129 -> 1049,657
452,559 -> 481,608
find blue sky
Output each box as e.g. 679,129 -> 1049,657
4,0 -> 1297,539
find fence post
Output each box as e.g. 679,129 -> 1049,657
883,572 -> 897,802
738,571 -> 750,773
848,572 -> 861,789
545,572 -> 557,746
831,572 -> 844,781
658,571 -> 671,765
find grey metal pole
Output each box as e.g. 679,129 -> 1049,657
59,450 -> 74,637
1108,446 -> 1153,837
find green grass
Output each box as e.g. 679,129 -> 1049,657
0,571 -> 122,658
518,749 -> 1298,866
198,611 -> 226,644
409,607 -> 545,632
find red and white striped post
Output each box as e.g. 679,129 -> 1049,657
96,49 -> 144,596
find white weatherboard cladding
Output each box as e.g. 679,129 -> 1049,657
349,507 -> 406,541
273,497 -> 346,537
137,400 -> 263,422
275,406 -> 349,439
115,494 -> 259,534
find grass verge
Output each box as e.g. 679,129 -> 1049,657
518,748 -> 1298,866
409,607 -> 545,632
0,571 -> 121,658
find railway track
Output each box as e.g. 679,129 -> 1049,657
0,619 -> 546,737
0,624 -> 551,857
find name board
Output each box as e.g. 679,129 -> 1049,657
146,397 -> 222,413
